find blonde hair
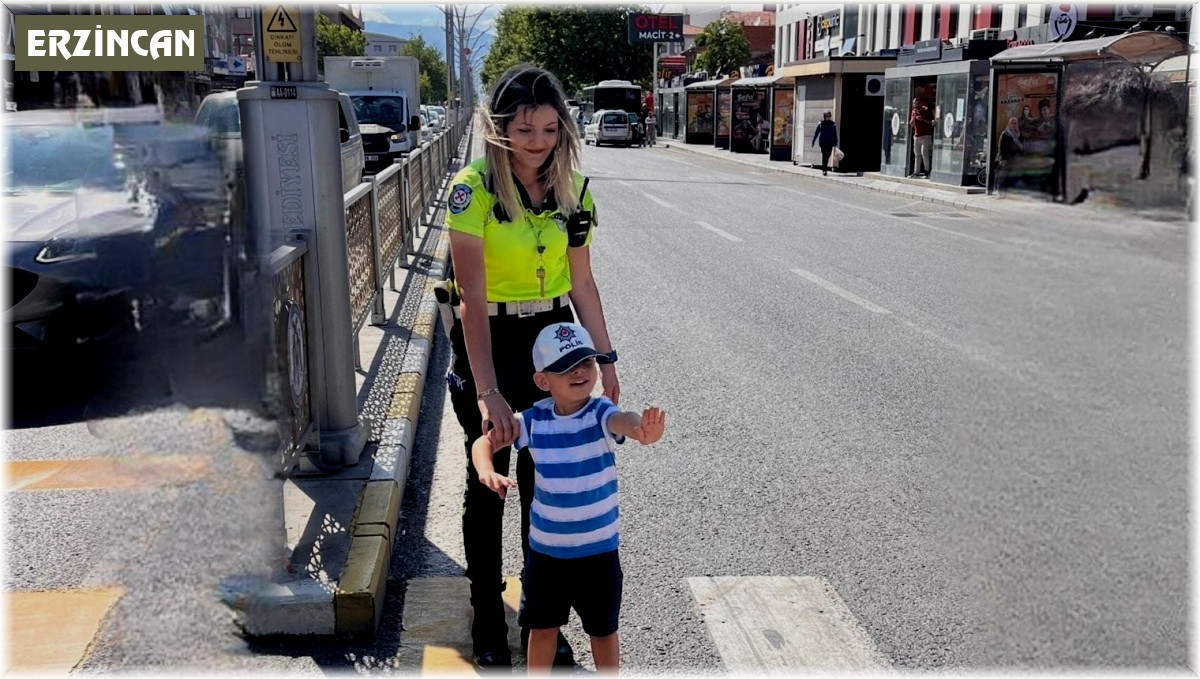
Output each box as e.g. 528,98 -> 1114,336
477,64 -> 582,222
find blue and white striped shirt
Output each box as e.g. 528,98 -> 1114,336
516,396 -> 623,560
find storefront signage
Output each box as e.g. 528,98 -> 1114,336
1049,4 -> 1077,41
816,11 -> 841,36
914,39 -> 942,62
628,13 -> 683,44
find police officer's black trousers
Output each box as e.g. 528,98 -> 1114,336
446,304 -> 575,632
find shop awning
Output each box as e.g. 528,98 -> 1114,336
730,74 -> 796,87
991,31 -> 1189,68
685,77 -> 738,90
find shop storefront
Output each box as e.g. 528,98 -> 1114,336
990,32 -> 1190,208
882,39 -> 1008,187
778,56 -> 895,173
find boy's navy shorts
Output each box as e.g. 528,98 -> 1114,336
522,548 -> 622,637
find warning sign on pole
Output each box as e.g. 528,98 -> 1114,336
262,5 -> 301,62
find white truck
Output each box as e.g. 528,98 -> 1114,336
323,56 -> 420,173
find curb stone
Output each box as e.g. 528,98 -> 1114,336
334,130 -> 470,637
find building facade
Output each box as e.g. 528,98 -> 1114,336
365,32 -> 409,58
776,3 -> 1193,67
769,3 -> 1192,207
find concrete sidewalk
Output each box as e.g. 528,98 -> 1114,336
658,138 -> 994,212
228,132 -> 466,638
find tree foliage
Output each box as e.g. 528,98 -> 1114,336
401,35 -> 448,104
316,13 -> 365,70
693,19 -> 750,78
482,6 -> 653,95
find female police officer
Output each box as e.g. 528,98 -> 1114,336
444,64 -> 620,668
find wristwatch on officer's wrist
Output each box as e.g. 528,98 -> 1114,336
599,350 -> 618,364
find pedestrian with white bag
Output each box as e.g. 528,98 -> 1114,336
811,111 -> 839,176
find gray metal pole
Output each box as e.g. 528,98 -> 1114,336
300,11 -> 319,82
445,5 -> 455,107
242,7 -> 367,468
460,15 -> 470,112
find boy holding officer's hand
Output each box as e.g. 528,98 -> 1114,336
471,322 -> 666,673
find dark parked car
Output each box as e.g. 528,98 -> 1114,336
6,108 -> 160,354
5,105 -> 233,358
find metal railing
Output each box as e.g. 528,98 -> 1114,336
270,111 -> 471,471
270,237 -> 316,473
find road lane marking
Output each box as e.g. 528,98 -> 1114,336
663,156 -> 700,168
7,587 -> 124,673
6,455 -> 212,492
696,221 -> 743,242
398,576 -> 523,673
642,192 -> 675,209
689,576 -> 890,673
904,218 -> 995,244
791,269 -> 891,314
778,187 -> 995,244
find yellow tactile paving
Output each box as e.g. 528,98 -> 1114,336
6,587 -> 124,673
6,455 -> 212,492
399,576 -> 523,674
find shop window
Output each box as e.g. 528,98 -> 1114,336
882,76 -> 912,173
933,72 -> 968,178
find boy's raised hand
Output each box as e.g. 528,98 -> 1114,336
631,406 -> 666,444
479,471 -> 517,499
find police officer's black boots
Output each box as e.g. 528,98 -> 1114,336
470,592 -> 512,669
519,625 -> 576,667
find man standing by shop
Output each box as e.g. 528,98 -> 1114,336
909,97 -> 934,178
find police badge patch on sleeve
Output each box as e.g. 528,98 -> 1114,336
449,184 -> 473,214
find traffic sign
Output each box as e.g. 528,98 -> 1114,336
262,5 -> 301,63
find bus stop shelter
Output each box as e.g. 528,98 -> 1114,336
683,78 -> 725,146
729,75 -> 796,159
989,31 -> 1190,207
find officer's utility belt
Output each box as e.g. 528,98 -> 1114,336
446,293 -> 570,320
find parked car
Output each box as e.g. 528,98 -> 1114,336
414,111 -> 435,144
194,90 -> 366,192
428,105 -> 448,127
5,105 -> 230,358
420,105 -> 444,132
584,109 -> 632,147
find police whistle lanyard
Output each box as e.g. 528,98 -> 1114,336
524,213 -> 548,298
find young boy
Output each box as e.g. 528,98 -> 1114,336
471,322 -> 666,673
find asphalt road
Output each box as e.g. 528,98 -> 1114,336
396,140 -> 1188,672
6,138 -> 1188,673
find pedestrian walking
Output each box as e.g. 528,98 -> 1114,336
811,111 -> 838,175
471,322 -> 666,673
909,97 -> 934,177
644,105 -> 657,146
443,63 -> 620,670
